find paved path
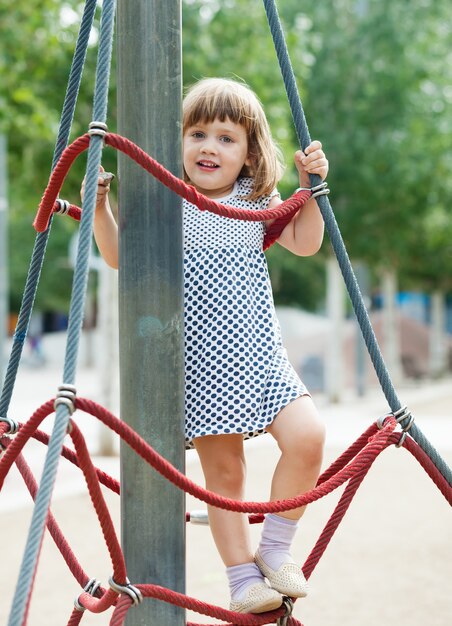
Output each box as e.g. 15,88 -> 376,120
1,341 -> 451,625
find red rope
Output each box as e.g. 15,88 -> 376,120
108,584 -> 293,626
33,133 -> 311,250
73,397 -> 396,514
3,398 -> 451,625
68,421 -> 127,589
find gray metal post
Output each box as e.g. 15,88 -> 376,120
0,135 -> 8,389
117,2 -> 185,626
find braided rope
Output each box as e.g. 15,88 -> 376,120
6,4 -> 117,625
262,0 -> 452,487
32,133 -> 311,236
0,0 -> 98,420
2,399 -> 450,625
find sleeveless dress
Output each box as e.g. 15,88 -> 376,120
183,177 -> 307,449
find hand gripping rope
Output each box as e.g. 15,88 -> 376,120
32,131 -> 313,247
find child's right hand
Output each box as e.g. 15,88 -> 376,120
80,166 -> 114,209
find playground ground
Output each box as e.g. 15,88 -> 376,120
0,334 -> 451,625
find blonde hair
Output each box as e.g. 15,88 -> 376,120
183,78 -> 284,200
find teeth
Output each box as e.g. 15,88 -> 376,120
198,161 -> 218,168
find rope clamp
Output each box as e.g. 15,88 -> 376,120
376,413 -> 392,430
0,415 -> 20,435
295,181 -> 330,199
277,597 -> 294,625
311,181 -> 330,198
109,576 -> 143,606
55,198 -> 70,216
393,406 -> 415,448
88,121 -> 108,138
74,578 -> 102,612
54,384 -> 77,416
393,405 -> 415,432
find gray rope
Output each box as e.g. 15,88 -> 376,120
0,0 -> 98,419
263,0 -> 451,486
6,3 -> 117,625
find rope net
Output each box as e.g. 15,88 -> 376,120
1,395 -> 450,626
2,127 -> 452,626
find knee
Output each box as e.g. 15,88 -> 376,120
204,454 -> 247,496
279,414 -> 325,468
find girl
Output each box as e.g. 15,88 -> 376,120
88,77 -> 328,615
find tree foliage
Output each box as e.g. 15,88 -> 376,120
2,0 -> 451,315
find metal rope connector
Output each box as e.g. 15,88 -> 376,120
0,415 -> 20,435
88,121 -> 108,138
311,181 -> 330,198
393,405 -> 415,432
376,413 -> 392,430
109,576 -> 143,606
54,384 -> 77,416
295,181 -> 330,199
54,198 -> 70,216
277,597 -> 294,625
74,578 -> 102,612
393,406 -> 415,448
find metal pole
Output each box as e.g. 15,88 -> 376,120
117,3 -> 185,626
0,135 -> 8,390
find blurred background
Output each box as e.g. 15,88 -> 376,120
1,0 -> 452,407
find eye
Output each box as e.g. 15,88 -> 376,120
192,131 -> 205,139
220,135 -> 233,143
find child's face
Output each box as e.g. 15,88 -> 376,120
183,117 -> 251,199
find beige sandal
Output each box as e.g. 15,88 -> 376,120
255,551 -> 309,598
229,581 -> 283,614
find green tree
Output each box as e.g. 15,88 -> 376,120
1,0 -> 114,313
298,0 -> 452,291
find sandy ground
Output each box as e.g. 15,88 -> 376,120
0,340 -> 451,626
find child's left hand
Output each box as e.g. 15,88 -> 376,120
295,140 -> 329,187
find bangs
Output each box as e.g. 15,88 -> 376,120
183,79 -> 258,132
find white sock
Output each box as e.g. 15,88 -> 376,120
226,562 -> 265,602
257,513 -> 298,571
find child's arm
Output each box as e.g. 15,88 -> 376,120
267,141 -> 328,256
81,169 -> 119,269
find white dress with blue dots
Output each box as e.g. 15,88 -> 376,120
183,177 -> 307,449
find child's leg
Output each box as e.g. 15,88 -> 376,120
194,434 -> 282,613
194,433 -> 252,565
256,395 -> 325,596
266,395 -> 325,521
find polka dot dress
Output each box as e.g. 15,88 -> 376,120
183,177 -> 307,449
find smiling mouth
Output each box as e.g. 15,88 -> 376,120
197,160 -> 219,169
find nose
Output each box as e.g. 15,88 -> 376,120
200,138 -> 217,154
